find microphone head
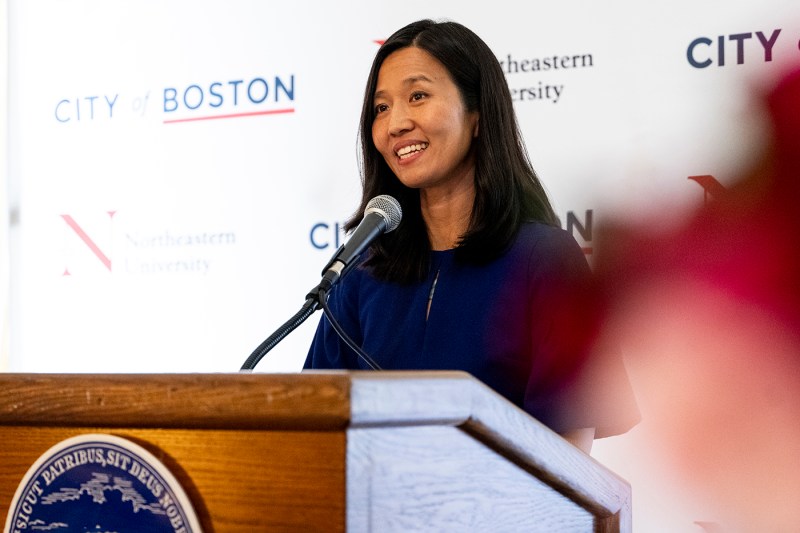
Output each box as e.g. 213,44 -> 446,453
364,195 -> 402,232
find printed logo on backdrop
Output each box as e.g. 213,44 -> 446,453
54,73 -> 295,125
686,28 -> 795,68
60,212 -> 116,275
309,209 -> 596,254
564,178 -> 726,257
4,434 -> 203,533
371,37 -> 591,105
163,75 -> 295,124
689,175 -> 725,204
309,221 -> 345,251
498,52 -> 593,104
60,211 -> 236,276
561,179 -> 725,258
566,210 -> 593,254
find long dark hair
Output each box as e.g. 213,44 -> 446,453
347,19 -> 559,283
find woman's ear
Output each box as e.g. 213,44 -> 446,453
473,114 -> 480,138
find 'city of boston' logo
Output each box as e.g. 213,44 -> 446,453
4,434 -> 203,533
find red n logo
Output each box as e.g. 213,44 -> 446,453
688,175 -> 726,204
60,211 -> 116,275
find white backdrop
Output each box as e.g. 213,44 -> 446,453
8,1 -> 800,374
4,1 -> 800,530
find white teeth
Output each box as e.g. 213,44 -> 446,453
397,143 -> 428,159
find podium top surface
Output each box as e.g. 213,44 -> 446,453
0,371 -> 630,521
0,371 -> 355,430
0,370 -> 530,432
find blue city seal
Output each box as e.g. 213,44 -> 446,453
4,434 -> 203,533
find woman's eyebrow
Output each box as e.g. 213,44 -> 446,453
374,75 -> 434,99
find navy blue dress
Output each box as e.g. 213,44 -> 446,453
304,222 -> 638,437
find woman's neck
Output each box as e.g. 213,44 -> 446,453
420,181 -> 475,251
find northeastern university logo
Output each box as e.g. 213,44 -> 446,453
4,435 -> 202,533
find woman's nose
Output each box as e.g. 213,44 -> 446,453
388,106 -> 413,136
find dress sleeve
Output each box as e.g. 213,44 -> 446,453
523,228 -> 639,438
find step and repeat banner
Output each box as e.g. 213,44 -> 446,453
8,0 -> 798,374
4,1 -> 800,530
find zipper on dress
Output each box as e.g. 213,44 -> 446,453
426,269 -> 440,321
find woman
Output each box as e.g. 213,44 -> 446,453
305,19 -> 638,451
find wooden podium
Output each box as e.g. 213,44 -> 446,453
0,371 -> 631,532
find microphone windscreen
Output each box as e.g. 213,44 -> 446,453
365,195 -> 402,232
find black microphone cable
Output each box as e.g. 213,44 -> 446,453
240,284 -> 382,372
318,287 -> 382,370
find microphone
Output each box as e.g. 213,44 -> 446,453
319,195 -> 402,290
241,195 -> 400,372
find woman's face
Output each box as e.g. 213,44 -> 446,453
372,47 -> 479,193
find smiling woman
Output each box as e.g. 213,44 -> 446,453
371,47 -> 479,250
304,19 -> 639,453
351,19 -> 561,282
371,48 -> 479,192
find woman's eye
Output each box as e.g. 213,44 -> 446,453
411,92 -> 427,102
375,103 -> 389,114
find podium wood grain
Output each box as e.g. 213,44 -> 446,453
0,372 -> 631,532
0,373 -> 349,532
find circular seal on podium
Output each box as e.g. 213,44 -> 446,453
4,434 -> 203,533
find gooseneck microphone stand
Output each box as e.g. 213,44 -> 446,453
240,194 -> 400,372
239,290 -> 320,372
239,270 -> 381,372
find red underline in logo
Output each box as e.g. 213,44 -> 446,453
163,107 -> 295,124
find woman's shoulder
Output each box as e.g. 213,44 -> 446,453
513,221 -> 589,277
516,221 -> 582,254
